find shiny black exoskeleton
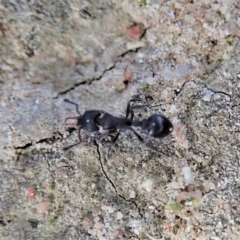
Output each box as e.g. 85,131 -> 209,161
132,114 -> 173,138
63,98 -> 173,152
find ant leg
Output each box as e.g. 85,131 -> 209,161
125,98 -> 148,120
64,99 -> 81,115
129,127 -> 168,156
126,98 -> 141,119
63,142 -> 80,151
64,117 -> 79,133
107,130 -> 121,159
65,116 -> 79,123
63,126 -> 82,151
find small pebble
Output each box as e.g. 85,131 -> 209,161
141,179 -> 154,192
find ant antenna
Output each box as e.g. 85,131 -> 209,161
64,99 -> 81,115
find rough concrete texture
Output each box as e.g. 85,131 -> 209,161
0,0 -> 240,239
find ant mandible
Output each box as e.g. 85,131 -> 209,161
63,98 -> 173,153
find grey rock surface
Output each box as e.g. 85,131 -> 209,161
0,1 -> 240,239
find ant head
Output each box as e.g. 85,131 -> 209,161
143,114 -> 173,138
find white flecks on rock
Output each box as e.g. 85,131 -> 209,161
141,179 -> 154,192
202,89 -> 213,102
116,211 -> 123,220
129,190 -> 136,199
128,219 -> 142,228
182,166 -> 194,185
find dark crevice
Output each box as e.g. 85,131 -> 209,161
37,131 -> 63,144
118,45 -> 143,58
28,219 -> 39,228
94,140 -> 117,190
80,8 -> 97,19
53,43 -> 148,99
53,62 -> 117,99
94,139 -> 143,218
210,131 -> 220,146
203,83 -> 231,100
0,218 -> 11,227
14,142 -> 33,150
0,219 -> 7,227
173,80 -> 190,100
14,131 -> 64,150
53,80 -> 88,99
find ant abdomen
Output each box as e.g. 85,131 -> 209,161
147,114 -> 173,138
133,114 -> 173,138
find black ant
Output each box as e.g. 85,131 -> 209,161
63,98 -> 173,154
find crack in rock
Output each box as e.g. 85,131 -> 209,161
53,62 -> 117,99
94,139 -> 143,218
53,46 -> 142,99
14,131 -> 64,150
203,83 -> 232,100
